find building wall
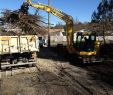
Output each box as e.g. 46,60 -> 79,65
97,36 -> 113,43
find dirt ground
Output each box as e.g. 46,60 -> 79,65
1,47 -> 113,95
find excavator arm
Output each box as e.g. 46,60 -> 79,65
26,0 -> 75,53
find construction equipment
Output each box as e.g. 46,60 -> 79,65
75,31 -> 101,63
26,0 -> 101,63
0,35 -> 39,69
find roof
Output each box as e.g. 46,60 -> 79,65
46,29 -> 64,32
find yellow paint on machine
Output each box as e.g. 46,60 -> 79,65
0,37 -> 11,40
79,51 -> 97,56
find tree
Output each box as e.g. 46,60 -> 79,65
0,9 -> 12,23
108,0 -> 113,29
0,2 -> 47,35
54,22 -> 64,29
91,11 -> 100,23
16,14 -> 46,35
91,0 -> 113,43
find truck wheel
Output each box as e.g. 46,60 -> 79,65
13,59 -> 18,64
22,58 -> 28,63
1,67 -> 6,70
28,64 -> 33,67
31,52 -> 37,62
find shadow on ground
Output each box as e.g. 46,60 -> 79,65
38,46 -> 69,62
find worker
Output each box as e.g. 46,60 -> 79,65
84,37 -> 90,51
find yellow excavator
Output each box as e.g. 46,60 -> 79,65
26,0 -> 101,63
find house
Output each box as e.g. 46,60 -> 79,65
49,29 -> 64,36
45,28 -> 67,46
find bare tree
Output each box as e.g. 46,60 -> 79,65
0,2 -> 47,35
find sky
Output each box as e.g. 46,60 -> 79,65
0,0 -> 100,25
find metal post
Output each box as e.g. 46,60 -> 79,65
48,0 -> 51,47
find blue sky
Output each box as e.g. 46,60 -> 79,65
0,0 -> 100,25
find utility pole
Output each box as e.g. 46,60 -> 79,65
48,0 -> 51,47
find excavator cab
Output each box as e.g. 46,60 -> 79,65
75,31 -> 96,52
74,31 -> 99,63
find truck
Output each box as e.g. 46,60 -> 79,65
0,35 -> 39,69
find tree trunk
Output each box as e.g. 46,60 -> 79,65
102,24 -> 106,44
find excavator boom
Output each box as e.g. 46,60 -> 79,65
26,0 -> 75,53
25,0 -> 101,63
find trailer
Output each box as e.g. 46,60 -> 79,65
0,35 -> 39,69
